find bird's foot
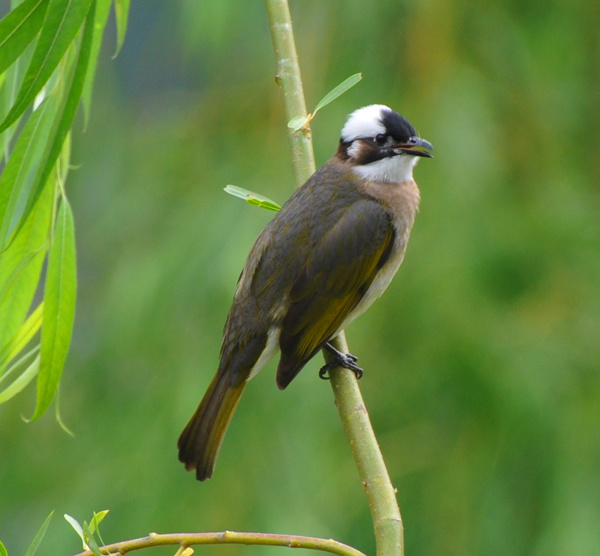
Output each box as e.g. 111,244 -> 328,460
319,342 -> 363,380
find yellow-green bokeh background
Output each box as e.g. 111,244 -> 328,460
1,1 -> 599,554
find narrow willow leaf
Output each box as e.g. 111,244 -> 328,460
0,70 -> 9,144
312,73 -> 363,115
1,40 -> 36,157
0,350 -> 38,402
0,95 -> 56,250
287,115 -> 308,131
0,349 -> 39,403
224,185 -> 281,211
0,69 -> 17,160
54,384 -> 74,435
81,0 -> 111,127
5,2 -> 95,246
113,0 -> 129,57
82,522 -> 102,556
0,0 -> 49,75
246,197 -> 281,211
0,0 -> 94,133
89,511 -> 108,549
0,173 -> 52,345
57,130 -> 71,184
0,303 -> 43,371
88,510 -> 108,535
32,198 -> 76,420
23,510 -> 54,556
64,514 -> 84,542
0,540 -> 7,556
0,250 -> 39,313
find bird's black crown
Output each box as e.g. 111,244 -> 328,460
380,109 -> 417,144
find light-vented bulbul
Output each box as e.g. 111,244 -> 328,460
178,105 -> 433,480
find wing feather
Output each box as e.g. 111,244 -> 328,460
277,199 -> 395,388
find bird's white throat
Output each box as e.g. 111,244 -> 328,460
351,151 -> 419,184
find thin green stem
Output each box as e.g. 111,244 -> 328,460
73,531 -> 367,556
264,0 -> 315,186
264,1 -> 404,555
326,336 -> 404,556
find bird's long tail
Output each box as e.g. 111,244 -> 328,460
178,370 -> 245,481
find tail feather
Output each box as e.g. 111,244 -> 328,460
178,371 -> 245,481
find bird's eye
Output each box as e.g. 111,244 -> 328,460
374,133 -> 387,146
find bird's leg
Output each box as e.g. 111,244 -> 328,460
319,342 -> 363,380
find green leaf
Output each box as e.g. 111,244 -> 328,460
63,512 -> 107,555
54,384 -> 74,435
88,510 -> 108,535
0,250 -> 38,306
224,185 -> 281,211
64,513 -> 84,542
0,0 -> 48,73
0,350 -> 40,404
0,540 -> 7,556
82,522 -> 102,556
0,302 -> 43,372
31,197 -> 76,420
0,0 -> 94,133
0,95 -> 56,251
3,2 -> 95,247
81,0 -> 111,127
0,0 -> 49,76
286,73 -> 362,131
88,511 -> 108,549
0,170 -> 53,345
287,115 -> 308,132
24,510 -> 54,556
245,197 -> 281,211
313,73 -> 362,115
1,42 -> 34,157
113,0 -> 129,57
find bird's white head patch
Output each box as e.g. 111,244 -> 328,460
340,104 -> 390,143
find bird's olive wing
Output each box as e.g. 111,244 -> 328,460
277,199 -> 395,388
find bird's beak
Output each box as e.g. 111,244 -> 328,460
395,137 -> 434,158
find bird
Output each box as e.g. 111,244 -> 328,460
178,104 -> 433,481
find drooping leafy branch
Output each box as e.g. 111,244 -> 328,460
0,0 -> 129,420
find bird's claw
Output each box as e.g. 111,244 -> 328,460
319,343 -> 364,380
319,366 -> 331,380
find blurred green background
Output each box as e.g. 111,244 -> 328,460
1,0 -> 600,554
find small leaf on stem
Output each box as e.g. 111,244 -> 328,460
224,185 -> 281,211
312,73 -> 362,115
287,115 -> 309,131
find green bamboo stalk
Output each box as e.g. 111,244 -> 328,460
264,1 -> 404,554
326,336 -> 404,556
264,0 -> 315,186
